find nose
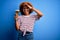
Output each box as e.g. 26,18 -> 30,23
24,9 -> 29,11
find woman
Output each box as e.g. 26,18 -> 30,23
15,2 -> 43,40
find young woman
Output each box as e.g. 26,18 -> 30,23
15,2 -> 43,40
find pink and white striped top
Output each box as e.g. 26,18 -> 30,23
16,15 -> 39,36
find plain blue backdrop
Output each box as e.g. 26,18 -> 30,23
0,0 -> 60,40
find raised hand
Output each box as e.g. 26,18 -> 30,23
25,3 -> 43,18
16,10 -> 20,13
15,10 -> 20,19
25,3 -> 33,9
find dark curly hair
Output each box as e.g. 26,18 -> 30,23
19,2 -> 33,15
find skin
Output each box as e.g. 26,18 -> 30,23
23,7 -> 30,16
15,3 -> 43,30
25,3 -> 43,18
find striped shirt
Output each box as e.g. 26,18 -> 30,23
16,15 -> 39,36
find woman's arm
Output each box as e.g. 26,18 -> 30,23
16,20 -> 20,30
25,4 -> 43,18
15,10 -> 20,30
32,8 -> 43,18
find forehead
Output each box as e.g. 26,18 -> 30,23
23,6 -> 29,9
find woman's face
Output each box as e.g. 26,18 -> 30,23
23,7 -> 30,15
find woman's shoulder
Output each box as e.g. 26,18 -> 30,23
31,14 -> 37,17
18,15 -> 22,18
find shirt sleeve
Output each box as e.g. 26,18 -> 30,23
32,15 -> 39,20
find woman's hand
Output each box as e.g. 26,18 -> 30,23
15,10 -> 20,19
16,10 -> 20,13
25,3 -> 43,18
25,3 -> 33,9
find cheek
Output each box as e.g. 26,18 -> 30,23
27,9 -> 29,12
23,9 -> 26,12
26,9 -> 30,12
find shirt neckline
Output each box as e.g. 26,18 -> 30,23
23,15 -> 30,17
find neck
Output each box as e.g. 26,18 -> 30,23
24,13 -> 30,16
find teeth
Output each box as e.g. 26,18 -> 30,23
16,10 -> 20,12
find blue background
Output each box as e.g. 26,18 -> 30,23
0,0 -> 60,40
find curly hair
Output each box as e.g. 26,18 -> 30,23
19,2 -> 33,15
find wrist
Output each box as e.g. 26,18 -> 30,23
32,7 -> 36,11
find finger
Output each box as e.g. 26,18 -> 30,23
25,4 -> 32,9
